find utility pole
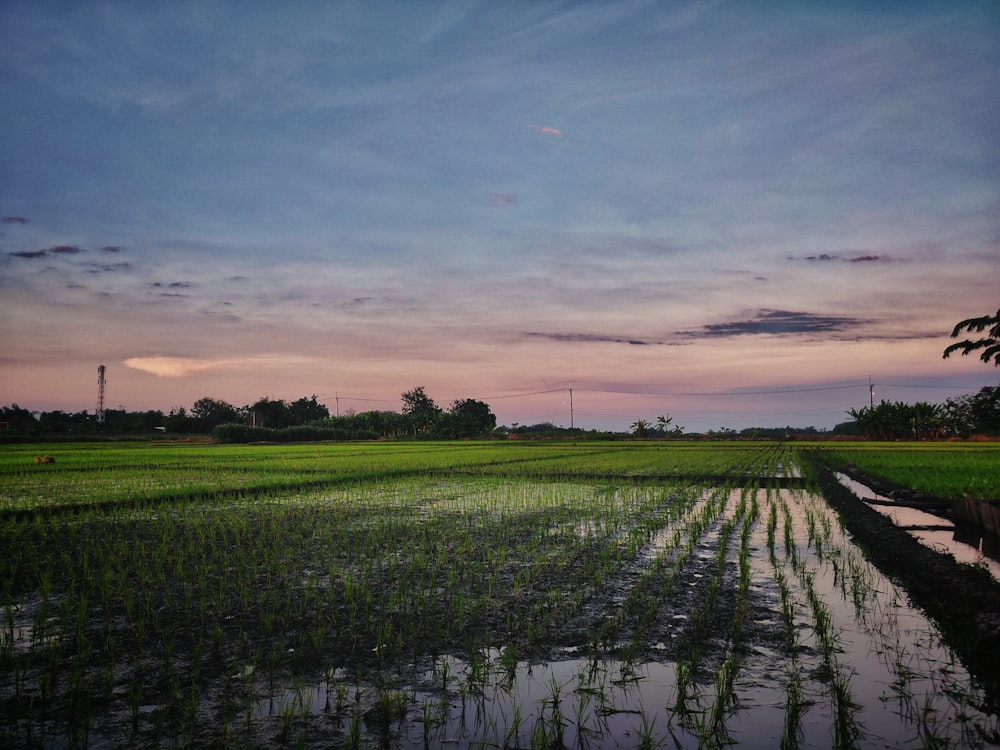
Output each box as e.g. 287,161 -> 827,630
569,387 -> 574,430
336,392 -> 340,418
869,375 -> 874,409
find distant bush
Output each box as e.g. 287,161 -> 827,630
211,423 -> 377,444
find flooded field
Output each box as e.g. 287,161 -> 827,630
1,441 -> 999,748
250,487 -> 998,749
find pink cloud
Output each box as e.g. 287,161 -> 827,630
123,354 -> 321,378
529,124 -> 562,136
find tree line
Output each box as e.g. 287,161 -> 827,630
0,387 -> 499,441
837,387 -> 999,440
4,385 -> 996,442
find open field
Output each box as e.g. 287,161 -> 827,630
2,441 -> 999,748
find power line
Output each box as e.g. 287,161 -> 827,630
472,388 -> 568,400
577,383 -> 866,398
876,383 -> 991,389
315,393 -> 394,404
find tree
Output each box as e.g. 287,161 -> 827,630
630,419 -> 650,437
444,398 -> 496,438
287,395 -> 329,425
847,399 -> 948,440
191,397 -> 241,430
165,406 -> 193,432
0,404 -> 37,431
249,397 -> 290,428
400,386 -> 441,435
944,386 -> 1000,436
943,308 -> 1000,366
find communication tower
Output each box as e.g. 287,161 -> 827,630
96,364 -> 106,424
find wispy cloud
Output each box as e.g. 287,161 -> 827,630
529,124 -> 562,136
2,216 -> 29,224
123,354 -> 322,378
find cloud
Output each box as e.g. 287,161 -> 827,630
529,124 -> 562,136
9,250 -> 47,259
2,216 -> 29,224
85,262 -> 133,273
49,245 -> 82,254
123,354 -> 322,378
525,331 -> 657,346
791,253 -> 895,263
101,246 -> 123,253
683,309 -> 865,338
124,357 -> 229,377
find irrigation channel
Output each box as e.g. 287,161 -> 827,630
832,472 -> 1000,583
2,443 -> 999,748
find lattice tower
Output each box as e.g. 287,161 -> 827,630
96,364 -> 106,424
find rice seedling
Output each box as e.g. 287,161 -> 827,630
780,663 -> 806,750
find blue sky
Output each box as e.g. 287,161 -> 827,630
2,1 -> 998,432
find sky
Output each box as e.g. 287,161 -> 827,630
1,1 -> 998,433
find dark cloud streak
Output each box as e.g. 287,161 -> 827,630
85,262 -> 133,273
791,253 -> 895,263
683,309 -> 864,338
525,332 -> 657,346
152,281 -> 194,289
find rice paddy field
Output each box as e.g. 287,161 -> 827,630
2,440 -> 999,749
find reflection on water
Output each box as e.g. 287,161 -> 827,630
834,472 -> 1000,582
249,487 -> 999,749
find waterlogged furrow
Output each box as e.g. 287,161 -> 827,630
752,487 -> 998,749
580,486 -> 730,656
